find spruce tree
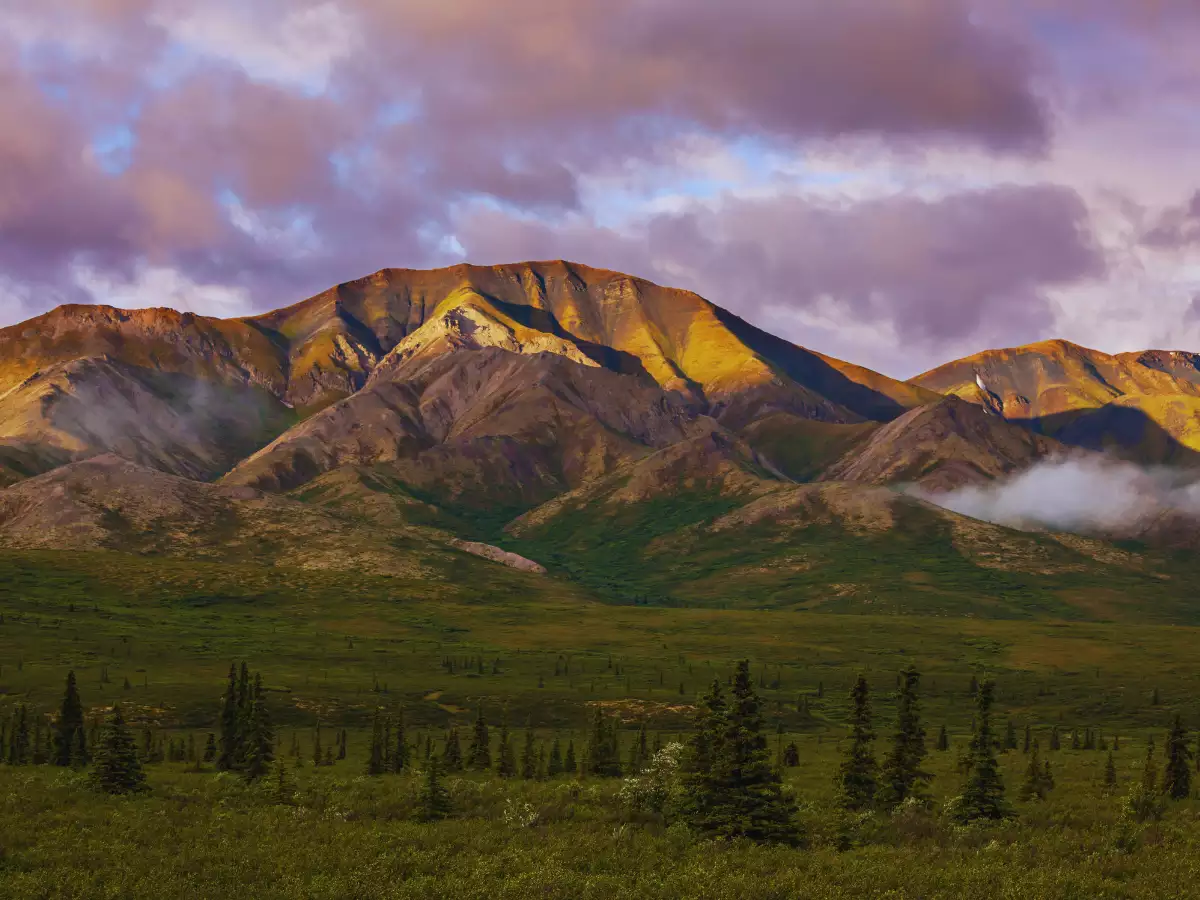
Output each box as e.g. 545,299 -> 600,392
521,725 -> 536,779
564,739 -> 577,774
496,717 -> 517,778
7,705 -> 29,765
1162,715 -> 1192,800
1050,726 -> 1060,751
679,661 -> 799,843
441,727 -> 461,772
312,722 -> 324,767
1022,724 -> 1031,754
836,674 -> 877,811
53,670 -> 86,767
393,711 -> 411,773
1018,740 -> 1052,801
467,707 -> 491,771
203,733 -> 216,763
1104,749 -> 1118,791
241,674 -> 274,782
586,708 -> 621,777
90,705 -> 148,795
782,741 -> 800,767
877,666 -> 931,810
954,680 -> 1011,822
417,756 -> 452,821
547,735 -> 564,776
1003,720 -> 1017,752
936,724 -> 949,752
217,663 -> 239,771
366,710 -> 385,776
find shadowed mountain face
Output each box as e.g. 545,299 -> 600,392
3,262 -> 1200,613
912,340 -> 1200,465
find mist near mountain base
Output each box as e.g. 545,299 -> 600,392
914,456 -> 1200,533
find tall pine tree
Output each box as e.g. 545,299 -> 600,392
680,661 -> 799,843
954,680 -> 1011,822
90,705 -> 148,795
836,674 -> 877,811
241,674 -> 274,782
877,666 -> 930,810
53,670 -> 86,767
217,663 -> 239,771
1162,715 -> 1192,800
467,706 -> 491,771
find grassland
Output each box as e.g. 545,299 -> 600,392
4,547 -> 1200,897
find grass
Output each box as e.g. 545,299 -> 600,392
5,547 -> 1200,897
3,734 -> 1200,899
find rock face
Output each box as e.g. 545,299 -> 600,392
912,340 -> 1200,465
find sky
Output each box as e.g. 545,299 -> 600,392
2,0 -> 1200,378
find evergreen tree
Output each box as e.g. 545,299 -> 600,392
877,666 -> 931,810
203,733 -> 216,763
467,707 -> 491,771
417,756 -> 452,821
1162,715 -> 1192,800
1022,724 -> 1031,754
679,661 -> 799,843
495,716 -> 516,778
90,705 -> 148,795
32,719 -> 47,765
782,742 -> 800,767
836,674 -> 877,812
1050,726 -> 1061,751
53,670 -> 86,767
521,725 -> 536,780
441,726 -> 461,772
217,663 -> 239,771
312,722 -> 324,767
954,680 -> 1012,823
337,729 -> 347,760
586,708 -> 622,777
393,711 -> 411,773
936,724 -> 949,752
241,674 -> 274,782
270,757 -> 294,804
1003,719 -> 1017,752
366,710 -> 385,776
7,705 -> 30,765
1018,740 -> 1053,801
564,739 -> 577,774
547,735 -> 564,776
1104,749 -> 1118,790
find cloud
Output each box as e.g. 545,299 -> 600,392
454,183 -> 1105,374
916,456 -> 1200,534
1142,192 -> 1200,249
0,0 -> 1194,382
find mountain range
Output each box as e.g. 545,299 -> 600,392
2,260 -> 1198,616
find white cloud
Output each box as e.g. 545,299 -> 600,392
71,263 -> 253,319
155,2 -> 360,93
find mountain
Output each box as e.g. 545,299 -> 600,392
912,339 -> 1200,465
2,262 -> 1200,618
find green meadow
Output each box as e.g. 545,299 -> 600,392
3,547 -> 1200,898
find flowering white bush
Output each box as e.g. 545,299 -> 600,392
501,798 -> 540,828
618,742 -> 684,816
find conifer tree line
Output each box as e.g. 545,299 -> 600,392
6,661 -> 1199,837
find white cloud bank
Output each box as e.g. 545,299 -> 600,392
915,456 -> 1200,534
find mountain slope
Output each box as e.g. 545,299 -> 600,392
821,396 -> 1066,491
912,339 -> 1200,464
0,454 -> 546,578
